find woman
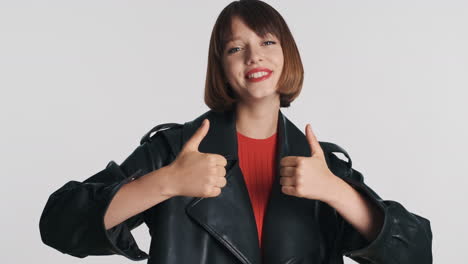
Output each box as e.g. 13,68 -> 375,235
39,1 -> 432,263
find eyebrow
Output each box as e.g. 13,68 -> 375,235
226,36 -> 244,43
226,33 -> 275,44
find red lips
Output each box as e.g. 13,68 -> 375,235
244,67 -> 273,79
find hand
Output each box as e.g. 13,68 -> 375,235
165,119 -> 228,197
279,124 -> 337,201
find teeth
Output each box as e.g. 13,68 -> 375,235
247,71 -> 269,79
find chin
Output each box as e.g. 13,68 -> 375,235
246,89 -> 278,100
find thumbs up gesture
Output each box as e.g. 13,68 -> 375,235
279,124 -> 338,201
165,119 -> 228,198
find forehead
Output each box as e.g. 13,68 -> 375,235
225,17 -> 276,43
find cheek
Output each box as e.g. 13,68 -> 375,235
267,48 -> 284,67
276,50 -> 284,67
223,59 -> 241,77
229,65 -> 244,80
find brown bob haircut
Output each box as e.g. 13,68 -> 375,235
205,0 -> 304,112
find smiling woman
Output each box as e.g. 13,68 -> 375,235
39,1 -> 433,264
221,17 -> 284,104
204,0 -> 304,112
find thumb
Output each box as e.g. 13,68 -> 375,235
183,119 -> 209,152
306,123 -> 323,157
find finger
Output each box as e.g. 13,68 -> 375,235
305,124 -> 324,157
206,154 -> 227,167
279,176 -> 296,186
215,176 -> 227,188
281,186 -> 297,196
184,119 -> 209,152
210,187 -> 221,197
213,154 -> 228,167
279,166 -> 296,177
217,165 -> 226,177
279,156 -> 300,167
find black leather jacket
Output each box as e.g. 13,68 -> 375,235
39,109 -> 433,263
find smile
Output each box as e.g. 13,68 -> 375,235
245,71 -> 272,82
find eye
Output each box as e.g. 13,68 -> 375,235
226,40 -> 276,55
227,47 -> 241,54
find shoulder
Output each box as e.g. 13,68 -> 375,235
138,110 -> 214,158
139,122 -> 184,159
139,122 -> 183,145
319,141 -> 352,168
319,141 -> 363,181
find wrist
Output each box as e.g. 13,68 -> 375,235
321,174 -> 349,206
138,165 -> 177,198
160,165 -> 179,197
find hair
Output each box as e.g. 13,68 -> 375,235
204,0 -> 304,112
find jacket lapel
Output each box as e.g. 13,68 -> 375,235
183,108 -> 299,264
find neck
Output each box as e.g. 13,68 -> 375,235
234,97 -> 280,139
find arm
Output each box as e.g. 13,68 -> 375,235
104,165 -> 173,230
39,132 -> 173,261
327,153 -> 433,264
322,175 -> 384,243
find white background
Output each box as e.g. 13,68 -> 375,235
1,0 -> 466,263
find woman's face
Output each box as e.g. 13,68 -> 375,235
222,16 -> 284,104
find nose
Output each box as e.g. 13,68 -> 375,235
245,45 -> 263,65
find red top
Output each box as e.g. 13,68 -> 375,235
236,130 -> 278,252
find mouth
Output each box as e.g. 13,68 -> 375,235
245,67 -> 273,83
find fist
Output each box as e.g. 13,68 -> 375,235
166,119 -> 228,198
279,124 -> 337,201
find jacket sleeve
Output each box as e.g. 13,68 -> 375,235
328,153 -> 433,264
39,132 -> 172,261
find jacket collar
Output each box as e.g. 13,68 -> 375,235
181,108 -> 312,264
182,108 -> 294,163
